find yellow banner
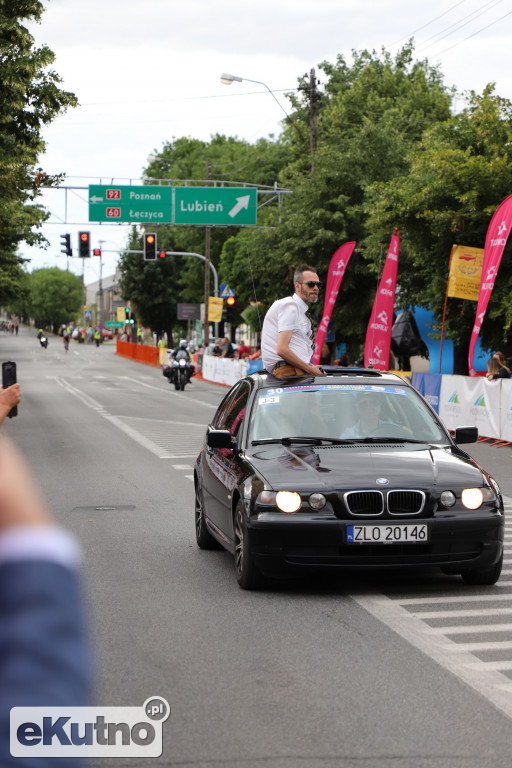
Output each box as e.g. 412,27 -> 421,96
117,306 -> 126,322
208,296 -> 223,323
447,244 -> 484,301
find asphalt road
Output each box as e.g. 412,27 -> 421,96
3,327 -> 512,768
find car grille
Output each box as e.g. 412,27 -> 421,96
344,491 -> 383,516
388,490 -> 425,515
343,490 -> 425,516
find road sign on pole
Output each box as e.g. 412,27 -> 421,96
89,185 -> 173,223
174,188 -> 257,226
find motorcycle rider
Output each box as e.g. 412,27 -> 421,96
171,339 -> 194,383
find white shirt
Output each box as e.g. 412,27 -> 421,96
261,293 -> 313,373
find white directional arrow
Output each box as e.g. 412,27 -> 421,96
89,195 -> 104,203
228,195 -> 251,218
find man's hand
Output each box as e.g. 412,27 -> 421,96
0,383 -> 21,411
306,364 -> 326,376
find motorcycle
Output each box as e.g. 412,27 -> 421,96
163,355 -> 194,391
39,335 -> 48,349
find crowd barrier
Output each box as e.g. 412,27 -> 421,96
116,340 -> 159,366
413,372 -> 512,441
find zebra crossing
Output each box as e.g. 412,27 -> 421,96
350,507 -> 512,719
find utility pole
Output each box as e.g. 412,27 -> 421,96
203,159 -> 212,347
309,68 -> 318,173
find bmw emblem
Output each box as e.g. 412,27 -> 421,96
376,478 -> 389,485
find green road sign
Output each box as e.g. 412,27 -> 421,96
89,185 -> 173,223
174,187 -> 257,226
105,321 -> 124,329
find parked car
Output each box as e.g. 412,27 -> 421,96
101,328 -> 113,340
194,367 -> 504,589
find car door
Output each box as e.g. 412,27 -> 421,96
202,380 -> 250,541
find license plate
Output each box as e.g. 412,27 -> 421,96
346,524 -> 428,544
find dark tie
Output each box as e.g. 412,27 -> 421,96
305,310 -> 316,344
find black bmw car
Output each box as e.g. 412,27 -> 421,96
194,368 -> 504,589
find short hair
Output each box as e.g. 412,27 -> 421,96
293,264 -> 318,284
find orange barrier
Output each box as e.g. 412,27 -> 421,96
116,339 -> 159,367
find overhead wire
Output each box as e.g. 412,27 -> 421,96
416,0 -> 507,52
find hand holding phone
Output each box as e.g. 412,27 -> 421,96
2,361 -> 19,418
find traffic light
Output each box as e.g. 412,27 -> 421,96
93,248 -> 101,257
125,307 -> 130,323
143,233 -> 157,261
60,234 -> 72,257
78,232 -> 90,258
159,251 -> 166,259
225,295 -> 236,321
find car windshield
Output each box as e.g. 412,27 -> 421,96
249,383 -> 446,444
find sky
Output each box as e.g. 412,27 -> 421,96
22,0 -> 512,285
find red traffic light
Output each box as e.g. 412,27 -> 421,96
146,235 -> 155,245
226,296 -> 236,306
159,251 -> 166,258
80,232 -> 89,242
93,248 -> 101,256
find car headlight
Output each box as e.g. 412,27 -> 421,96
275,491 -> 302,513
461,487 -> 495,510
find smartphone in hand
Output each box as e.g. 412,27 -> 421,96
2,361 -> 17,418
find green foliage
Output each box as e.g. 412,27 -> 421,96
0,0 -> 77,301
120,45 -> 512,365
365,85 -> 512,360
27,268 -> 83,329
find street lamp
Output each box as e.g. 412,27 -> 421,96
220,73 -> 307,144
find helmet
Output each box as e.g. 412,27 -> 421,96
179,339 -> 188,348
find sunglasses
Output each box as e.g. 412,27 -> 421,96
300,281 -> 321,288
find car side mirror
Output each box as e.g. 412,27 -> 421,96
454,426 -> 478,444
207,429 -> 235,449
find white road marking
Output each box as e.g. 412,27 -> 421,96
172,465 -> 193,470
350,592 -> 512,720
53,377 -> 207,459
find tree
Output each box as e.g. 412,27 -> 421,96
0,0 -> 77,303
219,44 -> 453,358
27,268 -> 83,331
365,85 -> 512,372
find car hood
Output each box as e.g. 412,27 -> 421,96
248,443 -> 485,490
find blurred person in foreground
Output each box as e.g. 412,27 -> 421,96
0,383 -> 21,429
0,437 -> 92,767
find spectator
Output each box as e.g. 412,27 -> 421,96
486,357 -> 508,381
319,341 -> 333,366
249,345 -> 262,361
492,351 -> 511,378
220,337 -> 235,358
212,338 -> 223,357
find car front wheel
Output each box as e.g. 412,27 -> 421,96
461,552 -> 503,585
195,484 -> 221,550
234,500 -> 264,589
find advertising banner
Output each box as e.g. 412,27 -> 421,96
447,244 -> 484,301
364,230 -> 400,369
311,242 -> 356,364
469,194 -> 512,375
500,379 -> 512,442
439,375 -> 501,438
208,296 -> 223,323
411,372 -> 442,414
